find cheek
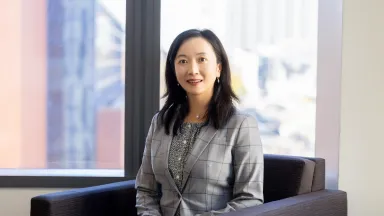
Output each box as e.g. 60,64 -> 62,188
202,65 -> 218,80
174,66 -> 185,80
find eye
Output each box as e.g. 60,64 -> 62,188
198,57 -> 207,62
178,59 -> 187,64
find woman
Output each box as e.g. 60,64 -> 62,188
135,29 -> 264,216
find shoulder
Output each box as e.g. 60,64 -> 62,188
151,112 -> 159,123
225,108 -> 258,129
149,112 -> 161,132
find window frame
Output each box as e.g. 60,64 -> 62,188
315,0 -> 343,189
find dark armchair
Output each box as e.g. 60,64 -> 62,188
31,154 -> 347,216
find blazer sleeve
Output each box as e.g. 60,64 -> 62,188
198,115 -> 264,216
135,114 -> 162,216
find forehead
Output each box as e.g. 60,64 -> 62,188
176,37 -> 215,56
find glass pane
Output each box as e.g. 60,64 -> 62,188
160,0 -> 318,156
0,0 -> 126,176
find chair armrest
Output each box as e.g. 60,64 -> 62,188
30,180 -> 137,216
222,190 -> 347,216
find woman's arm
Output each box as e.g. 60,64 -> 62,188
198,115 -> 264,216
135,115 -> 162,216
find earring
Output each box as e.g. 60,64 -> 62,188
217,77 -> 220,84
177,83 -> 180,86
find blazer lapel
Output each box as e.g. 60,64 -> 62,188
181,124 -> 217,191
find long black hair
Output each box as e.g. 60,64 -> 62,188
159,29 -> 239,135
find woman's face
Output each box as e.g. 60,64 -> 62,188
174,37 -> 221,99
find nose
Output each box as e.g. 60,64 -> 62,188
188,61 -> 199,75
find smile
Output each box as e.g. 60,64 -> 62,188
187,80 -> 203,84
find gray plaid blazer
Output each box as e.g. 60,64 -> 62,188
135,110 -> 264,216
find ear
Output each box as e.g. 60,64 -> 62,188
216,63 -> 222,77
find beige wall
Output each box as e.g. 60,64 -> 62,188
1,0 -> 384,215
0,188 -> 63,216
338,0 -> 384,215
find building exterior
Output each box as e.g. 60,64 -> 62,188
0,0 -> 125,169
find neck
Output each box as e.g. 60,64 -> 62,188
186,94 -> 211,121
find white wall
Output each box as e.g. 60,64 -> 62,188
0,188 -> 62,216
338,0 -> 384,215
1,0 -> 384,215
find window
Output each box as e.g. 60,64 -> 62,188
160,0 -> 318,157
0,0 -> 126,179
0,0 -> 341,189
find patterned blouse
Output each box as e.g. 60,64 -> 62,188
168,122 -> 205,216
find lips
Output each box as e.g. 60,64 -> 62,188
187,79 -> 203,84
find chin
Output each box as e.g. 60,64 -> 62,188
186,91 -> 203,96
186,90 -> 205,96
